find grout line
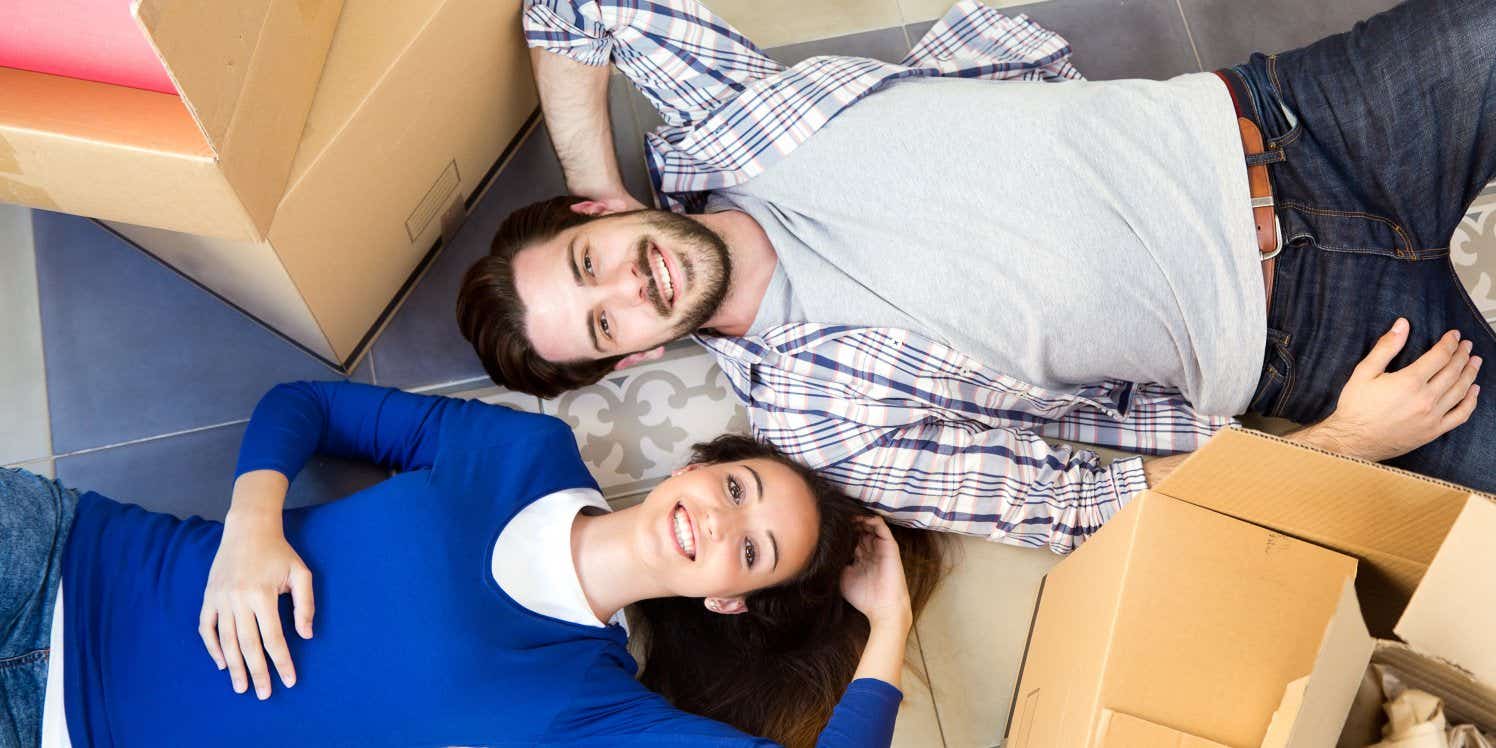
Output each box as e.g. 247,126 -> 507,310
1174,0 -> 1207,72
366,349 -> 380,386
912,626 -> 950,747
51,419 -> 249,462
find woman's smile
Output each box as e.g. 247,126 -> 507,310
671,501 -> 697,560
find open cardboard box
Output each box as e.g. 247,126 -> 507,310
0,0 -> 343,240
100,0 -> 539,370
1003,428 -> 1494,748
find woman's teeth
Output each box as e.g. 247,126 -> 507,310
652,248 -> 675,303
672,505 -> 695,559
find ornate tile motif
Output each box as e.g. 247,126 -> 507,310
542,343 -> 749,501
1453,189 -> 1496,327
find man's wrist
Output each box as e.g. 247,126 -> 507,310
1289,418 -> 1368,461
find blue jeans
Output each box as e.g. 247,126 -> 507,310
0,469 -> 78,748
1233,0 -> 1496,491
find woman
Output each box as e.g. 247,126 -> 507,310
1,381 -> 941,747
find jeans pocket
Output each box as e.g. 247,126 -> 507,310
1249,328 -> 1297,417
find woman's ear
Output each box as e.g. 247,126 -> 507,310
703,597 -> 748,615
671,462 -> 704,478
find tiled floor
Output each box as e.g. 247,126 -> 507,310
3,1 -> 1496,747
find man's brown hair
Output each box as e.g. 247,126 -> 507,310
457,195 -> 623,398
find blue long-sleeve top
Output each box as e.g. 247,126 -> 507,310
60,381 -> 901,746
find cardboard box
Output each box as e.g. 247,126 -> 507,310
102,0 -> 540,370
1005,428 -> 1494,748
0,0 -> 344,239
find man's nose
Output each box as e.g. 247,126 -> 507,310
602,261 -> 648,305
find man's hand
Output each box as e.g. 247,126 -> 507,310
199,499 -> 314,701
1307,318 -> 1481,462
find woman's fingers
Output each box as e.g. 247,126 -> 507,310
289,566 -> 315,640
234,603 -> 273,700
216,609 -> 249,695
253,595 -> 297,690
198,606 -> 226,670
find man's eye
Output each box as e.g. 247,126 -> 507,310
727,475 -> 743,504
744,537 -> 756,568
599,313 -> 612,338
583,250 -> 595,277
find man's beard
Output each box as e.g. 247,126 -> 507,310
637,210 -> 732,337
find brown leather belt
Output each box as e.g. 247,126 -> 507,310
1213,70 -> 1280,314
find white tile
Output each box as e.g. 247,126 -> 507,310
1452,189 -> 1496,327
705,0 -> 904,50
917,536 -> 1062,748
5,458 -> 55,479
899,0 -> 1049,25
0,204 -> 51,465
543,344 -> 747,499
893,630 -> 946,747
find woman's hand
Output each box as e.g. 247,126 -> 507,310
199,504 -> 314,701
840,515 -> 912,631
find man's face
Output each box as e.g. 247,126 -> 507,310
513,208 -> 730,365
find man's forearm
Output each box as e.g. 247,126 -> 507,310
531,47 -> 634,201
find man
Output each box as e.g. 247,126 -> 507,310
458,0 -> 1494,551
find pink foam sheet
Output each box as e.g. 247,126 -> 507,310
0,0 -> 177,95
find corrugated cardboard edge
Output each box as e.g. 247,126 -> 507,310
1372,641 -> 1496,734
1393,495 -> 1496,685
1261,580 -> 1375,748
133,0 -> 344,236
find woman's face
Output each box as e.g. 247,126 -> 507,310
634,458 -> 820,606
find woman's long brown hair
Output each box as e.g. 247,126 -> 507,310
630,435 -> 949,747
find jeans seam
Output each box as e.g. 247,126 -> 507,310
0,648 -> 49,670
1448,261 -> 1496,347
1271,338 -> 1298,416
1280,201 -> 1417,257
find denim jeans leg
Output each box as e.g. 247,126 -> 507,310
0,468 -> 79,748
1236,0 -> 1496,491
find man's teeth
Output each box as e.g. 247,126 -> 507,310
673,506 -> 695,559
653,249 -> 675,302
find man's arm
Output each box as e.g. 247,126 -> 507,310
530,47 -> 641,205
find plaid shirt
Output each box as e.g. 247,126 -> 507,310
525,0 -> 1235,552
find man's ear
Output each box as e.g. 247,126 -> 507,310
614,346 -> 666,370
570,198 -> 633,217
704,597 -> 748,616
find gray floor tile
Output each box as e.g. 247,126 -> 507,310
56,422 -> 388,521
909,0 -> 1201,80
371,124 -> 568,390
767,26 -> 912,68
1181,0 -> 1400,72
32,212 -> 349,455
0,204 -> 51,465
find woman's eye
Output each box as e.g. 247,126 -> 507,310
599,313 -> 612,338
583,250 -> 595,276
744,538 -> 756,568
727,475 -> 743,504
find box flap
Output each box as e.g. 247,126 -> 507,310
133,0 -> 343,234
1097,710 -> 1233,748
1155,428 -> 1481,636
1260,580 -> 1375,748
1394,495 -> 1496,684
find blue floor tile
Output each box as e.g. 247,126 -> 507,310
371,123 -> 568,390
1180,0 -> 1400,72
33,211 -> 361,454
56,422 -> 388,521
909,0 -> 1201,80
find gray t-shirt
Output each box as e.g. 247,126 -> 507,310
708,73 -> 1265,416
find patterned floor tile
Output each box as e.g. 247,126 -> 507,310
542,343 -> 748,500
32,212 -> 356,455
1453,190 -> 1496,327
908,0 -> 1200,81
0,204 -> 51,465
55,422 -> 389,521
371,123 -> 569,391
1179,0 -> 1400,72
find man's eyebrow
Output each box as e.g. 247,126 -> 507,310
567,236 -> 583,286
